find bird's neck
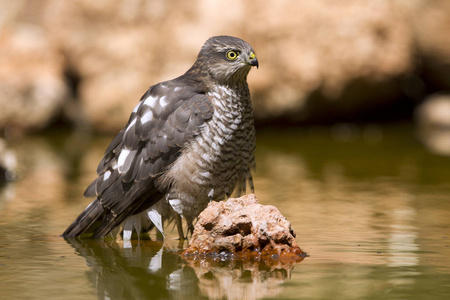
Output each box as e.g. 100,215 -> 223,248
207,82 -> 251,119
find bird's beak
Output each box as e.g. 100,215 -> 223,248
248,52 -> 259,69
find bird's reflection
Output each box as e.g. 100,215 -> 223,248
66,238 -> 299,300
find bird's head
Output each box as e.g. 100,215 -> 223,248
194,35 -> 258,85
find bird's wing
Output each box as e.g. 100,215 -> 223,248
83,81 -> 213,234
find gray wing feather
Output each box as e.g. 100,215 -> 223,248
80,81 -> 213,236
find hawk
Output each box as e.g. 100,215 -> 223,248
63,36 -> 258,239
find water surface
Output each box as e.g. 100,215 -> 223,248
1,123 -> 450,299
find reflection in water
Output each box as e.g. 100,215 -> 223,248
2,125 -> 450,299
65,238 -> 296,300
387,206 -> 419,268
186,257 -> 297,300
387,205 -> 420,287
66,239 -> 199,300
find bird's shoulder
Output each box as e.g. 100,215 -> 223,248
124,78 -> 213,147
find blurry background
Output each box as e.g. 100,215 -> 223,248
0,0 -> 449,136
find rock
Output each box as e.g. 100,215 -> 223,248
182,194 -> 304,262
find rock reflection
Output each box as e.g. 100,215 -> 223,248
65,238 -> 297,300
185,258 -> 296,300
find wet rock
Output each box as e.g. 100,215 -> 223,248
182,194 -> 303,262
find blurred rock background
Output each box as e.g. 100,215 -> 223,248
0,0 -> 449,135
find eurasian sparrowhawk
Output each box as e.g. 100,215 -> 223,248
63,36 -> 258,239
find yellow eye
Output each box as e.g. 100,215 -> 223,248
226,50 -> 239,60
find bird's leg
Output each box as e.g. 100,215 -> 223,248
175,213 -> 185,240
187,222 -> 195,237
249,175 -> 255,194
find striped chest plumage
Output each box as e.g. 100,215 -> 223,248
162,83 -> 256,222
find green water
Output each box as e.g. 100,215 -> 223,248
1,123 -> 450,299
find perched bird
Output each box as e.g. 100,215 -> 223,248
63,35 -> 258,239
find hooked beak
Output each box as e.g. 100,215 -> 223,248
248,52 -> 259,69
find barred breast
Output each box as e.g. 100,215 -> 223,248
161,83 -> 256,227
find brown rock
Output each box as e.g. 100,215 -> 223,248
182,194 -> 304,262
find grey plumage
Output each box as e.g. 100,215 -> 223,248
63,35 -> 258,239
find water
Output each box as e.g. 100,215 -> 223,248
1,123 -> 450,299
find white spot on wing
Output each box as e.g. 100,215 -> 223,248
144,96 -> 159,108
208,188 -> 214,198
174,87 -> 181,92
159,95 -> 169,107
103,171 -> 111,180
141,110 -> 153,123
118,149 -> 137,173
118,149 -> 130,169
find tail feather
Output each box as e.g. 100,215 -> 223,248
62,199 -> 105,238
91,204 -> 136,238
